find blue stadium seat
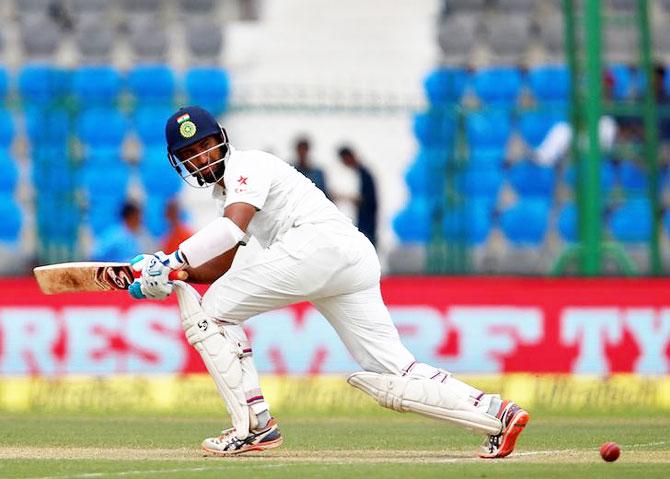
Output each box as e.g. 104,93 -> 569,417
0,68 -> 7,99
0,195 -> 22,243
404,158 -> 445,198
134,106 -> 174,146
86,147 -> 124,167
35,198 -> 79,242
473,66 -> 522,106
413,111 -> 456,148
442,200 -> 493,245
457,166 -> 504,200
72,66 -> 122,106
563,161 -> 616,193
468,148 -> 506,168
139,148 -> 182,197
0,109 -> 15,148
618,161 -> 648,193
185,67 -> 230,116
607,64 -> 634,100
144,195 -> 170,238
466,110 -> 512,150
78,108 -> 127,148
508,161 -> 556,200
609,198 -> 651,242
392,197 -> 434,243
31,167 -> 79,193
415,148 -> 451,169
518,110 -> 565,148
527,64 -> 570,104
0,149 -> 19,194
423,67 -> 469,106
128,64 -> 175,104
87,196 -> 125,236
557,203 -> 578,243
82,163 -> 130,197
500,199 -> 550,245
24,107 -> 71,146
18,65 -> 70,104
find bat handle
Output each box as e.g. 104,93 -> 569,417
132,270 -> 189,281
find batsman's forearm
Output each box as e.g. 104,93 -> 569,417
182,245 -> 239,284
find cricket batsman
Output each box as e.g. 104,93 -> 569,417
128,105 -> 529,458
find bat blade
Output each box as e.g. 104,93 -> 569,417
34,262 -> 138,294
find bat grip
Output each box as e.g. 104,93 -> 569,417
132,270 -> 188,281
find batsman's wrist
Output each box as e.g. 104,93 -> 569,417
166,249 -> 188,269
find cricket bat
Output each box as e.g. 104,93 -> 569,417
33,262 -> 188,295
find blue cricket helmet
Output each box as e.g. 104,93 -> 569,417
165,105 -> 230,187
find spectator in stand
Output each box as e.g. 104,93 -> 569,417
293,136 -> 328,196
533,71 -> 619,167
337,145 -> 378,246
92,201 -> 154,262
162,198 -> 193,253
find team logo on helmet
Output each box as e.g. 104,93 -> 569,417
179,120 -> 197,138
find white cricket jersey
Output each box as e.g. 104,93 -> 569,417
212,147 -> 353,248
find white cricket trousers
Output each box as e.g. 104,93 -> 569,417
201,221 -> 416,374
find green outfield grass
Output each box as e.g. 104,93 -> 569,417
0,409 -> 668,479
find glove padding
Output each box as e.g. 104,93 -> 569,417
128,252 -> 174,300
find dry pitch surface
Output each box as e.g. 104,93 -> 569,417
0,413 -> 668,478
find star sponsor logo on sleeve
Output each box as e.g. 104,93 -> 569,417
235,175 -> 249,193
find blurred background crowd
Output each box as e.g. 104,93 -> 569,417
0,0 -> 669,277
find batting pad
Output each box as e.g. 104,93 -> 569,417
347,372 -> 502,436
174,282 -> 255,439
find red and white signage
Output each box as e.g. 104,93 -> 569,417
0,277 -> 668,375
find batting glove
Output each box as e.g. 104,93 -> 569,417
128,251 -> 187,300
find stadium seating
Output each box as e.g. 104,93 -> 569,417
500,199 -> 550,246
472,67 -> 522,106
423,67 -> 469,106
0,150 -> 19,195
72,66 -> 122,107
527,65 -> 570,104
144,196 -> 170,238
608,64 -> 635,100
557,203 -> 579,243
24,107 -> 71,146
457,166 -> 504,201
393,197 -> 434,243
138,148 -> 183,198
404,158 -> 446,198
78,108 -> 127,149
508,161 -> 556,200
184,18 -> 224,62
442,200 -> 493,245
609,198 -> 652,242
466,110 -> 512,152
0,68 -> 7,100
74,17 -> 115,63
185,67 -> 231,116
134,106 -> 174,147
518,110 -> 564,148
437,13 -> 478,59
413,112 -> 456,148
18,65 -> 70,105
128,65 -> 176,105
618,161 -> 648,194
563,161 -> 617,194
82,163 -> 130,198
0,195 -> 22,243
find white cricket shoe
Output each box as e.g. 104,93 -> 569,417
202,417 -> 283,456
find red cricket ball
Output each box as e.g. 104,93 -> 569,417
600,442 -> 621,462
